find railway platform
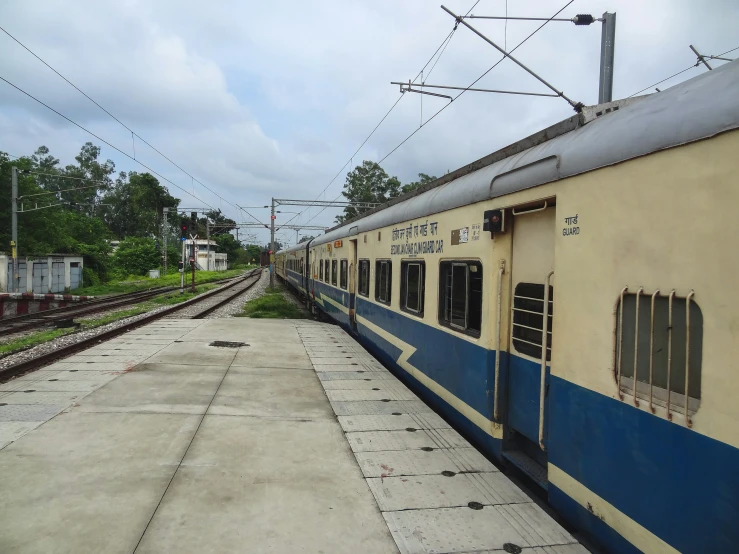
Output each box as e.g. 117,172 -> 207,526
0,318 -> 586,554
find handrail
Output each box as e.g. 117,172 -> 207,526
512,200 -> 548,216
684,290 -> 695,427
493,261 -> 505,422
538,270 -> 554,451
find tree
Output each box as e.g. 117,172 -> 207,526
336,161 -> 401,223
214,233 -> 243,261
101,172 -> 179,238
110,237 -> 160,277
402,172 -> 437,194
298,235 -> 316,243
244,244 -> 263,264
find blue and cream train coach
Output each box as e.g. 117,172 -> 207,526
276,61 -> 739,553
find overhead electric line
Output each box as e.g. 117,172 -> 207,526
280,0 -> 481,230
0,25 -> 257,224
0,75 -> 223,213
301,0 -> 574,229
627,45 -> 737,98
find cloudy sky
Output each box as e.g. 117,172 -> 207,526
1,0 -> 737,246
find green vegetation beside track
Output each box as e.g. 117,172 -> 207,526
74,268 -> 251,296
239,286 -> 308,319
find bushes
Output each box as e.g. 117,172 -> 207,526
111,237 -> 161,277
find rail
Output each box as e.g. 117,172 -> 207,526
0,269 -> 263,381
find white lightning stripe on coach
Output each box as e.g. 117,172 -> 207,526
356,314 -> 503,439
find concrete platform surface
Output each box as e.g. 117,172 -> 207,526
0,318 -> 586,554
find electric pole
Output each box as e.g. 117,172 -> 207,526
206,218 -> 211,272
162,207 -> 168,275
270,198 -> 276,287
11,166 -> 18,293
598,12 -> 617,103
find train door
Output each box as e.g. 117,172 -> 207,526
505,203 -> 555,484
349,239 -> 358,331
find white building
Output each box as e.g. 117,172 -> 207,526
0,253 -> 84,293
183,239 -> 228,271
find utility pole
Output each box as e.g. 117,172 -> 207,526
270,198 -> 276,287
206,218 -> 210,272
11,166 -> 18,293
180,239 -> 185,294
162,207 -> 169,275
598,12 -> 617,103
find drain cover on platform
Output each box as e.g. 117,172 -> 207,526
209,341 -> 247,348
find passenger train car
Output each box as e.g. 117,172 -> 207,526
276,61 -> 739,553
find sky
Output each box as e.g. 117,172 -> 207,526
1,0 -> 737,248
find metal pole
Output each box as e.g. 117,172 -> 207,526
598,12 -> 617,103
11,166 -> 18,293
162,207 -> 168,275
441,5 -> 583,111
206,219 -> 211,272
180,238 -> 185,293
689,45 -> 713,70
269,198 -> 275,287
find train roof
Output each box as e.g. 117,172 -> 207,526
307,59 -> 739,248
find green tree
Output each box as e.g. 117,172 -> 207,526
101,172 -> 179,238
111,237 -> 161,277
402,172 -> 437,194
244,244 -> 263,264
214,233 -> 243,261
336,161 -> 401,224
298,235 -> 316,243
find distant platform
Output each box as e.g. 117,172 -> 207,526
0,318 -> 585,554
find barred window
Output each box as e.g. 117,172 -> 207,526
616,290 -> 703,417
401,261 -> 425,315
340,260 -> 348,290
319,259 -> 324,281
331,260 -> 337,286
358,260 -> 370,297
375,260 -> 392,304
512,283 -> 553,361
439,261 -> 482,336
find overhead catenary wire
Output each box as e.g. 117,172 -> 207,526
281,0 -> 481,231
626,45 -> 737,98
0,74 -> 223,213
302,0 -> 574,228
0,25 -> 255,224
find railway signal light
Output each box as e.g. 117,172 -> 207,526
181,222 -> 188,239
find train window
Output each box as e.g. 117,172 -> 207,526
438,261 -> 482,337
512,283 -> 553,361
358,260 -> 370,297
319,260 -> 324,281
331,260 -> 337,286
401,261 -> 425,316
615,290 -> 703,417
375,260 -> 392,304
340,260 -> 348,290
324,260 -> 330,283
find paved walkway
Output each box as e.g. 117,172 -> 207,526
0,319 -> 585,554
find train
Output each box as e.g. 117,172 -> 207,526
276,60 -> 739,553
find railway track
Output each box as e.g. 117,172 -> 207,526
0,274 -> 244,336
0,268 -> 264,382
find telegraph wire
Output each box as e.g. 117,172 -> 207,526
0,74 -> 222,212
0,25 -> 256,224
280,0 -> 481,231
626,45 -> 737,98
376,0 -> 575,165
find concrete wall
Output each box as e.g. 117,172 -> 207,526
0,254 -> 84,293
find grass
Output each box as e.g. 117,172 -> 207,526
239,286 -> 308,319
74,267 -> 252,296
0,282 -> 228,358
0,328 -> 74,355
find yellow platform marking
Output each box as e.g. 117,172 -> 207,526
356,314 -> 503,439
549,464 -> 679,554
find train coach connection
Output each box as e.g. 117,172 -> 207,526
276,61 -> 739,554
